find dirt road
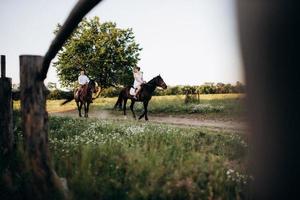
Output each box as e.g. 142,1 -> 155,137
51,109 -> 247,132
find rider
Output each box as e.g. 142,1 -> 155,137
133,66 -> 146,99
77,70 -> 90,97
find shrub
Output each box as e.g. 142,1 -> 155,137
101,87 -> 122,97
47,89 -> 73,100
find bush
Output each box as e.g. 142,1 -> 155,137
47,89 -> 73,100
101,87 -> 122,97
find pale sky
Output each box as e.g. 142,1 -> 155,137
0,0 -> 244,86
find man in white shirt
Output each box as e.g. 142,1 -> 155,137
76,70 -> 90,97
78,70 -> 90,85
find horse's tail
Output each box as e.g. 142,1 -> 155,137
114,91 -> 123,109
61,95 -> 74,105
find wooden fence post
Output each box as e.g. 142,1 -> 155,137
238,1 -> 300,199
0,55 -> 13,157
20,55 -> 63,199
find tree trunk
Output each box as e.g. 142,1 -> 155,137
20,55 -> 64,199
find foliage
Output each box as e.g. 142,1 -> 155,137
181,86 -> 199,104
47,89 -> 73,100
48,117 -> 250,200
154,82 -> 245,96
54,16 -> 142,88
47,82 -> 58,90
42,82 -> 245,100
100,86 -> 122,97
100,82 -> 245,98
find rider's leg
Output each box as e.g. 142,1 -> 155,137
134,85 -> 141,99
76,85 -> 82,97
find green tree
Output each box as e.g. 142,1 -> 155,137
47,82 -> 57,90
54,17 -> 142,88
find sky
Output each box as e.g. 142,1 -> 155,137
0,0 -> 244,87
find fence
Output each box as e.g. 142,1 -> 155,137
1,0 -> 103,198
0,55 -> 13,158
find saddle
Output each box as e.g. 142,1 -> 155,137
76,84 -> 88,98
130,84 -> 144,100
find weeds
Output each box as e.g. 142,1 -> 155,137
49,117 -> 250,199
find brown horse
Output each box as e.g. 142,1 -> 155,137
114,75 -> 167,120
62,80 -> 99,117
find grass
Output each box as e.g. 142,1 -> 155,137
93,94 -> 246,119
47,116 -> 250,200
13,94 -> 245,120
13,99 -> 76,113
6,96 -> 249,199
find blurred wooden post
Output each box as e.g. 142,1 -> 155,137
237,1 -> 300,199
20,55 -> 63,199
0,55 -> 13,157
1,55 -> 6,77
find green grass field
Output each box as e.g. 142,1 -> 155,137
47,116 -> 249,199
13,94 -> 245,121
14,93 -> 244,113
9,94 -> 248,199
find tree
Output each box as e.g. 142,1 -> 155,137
234,81 -> 245,93
54,17 -> 142,88
47,82 -> 57,90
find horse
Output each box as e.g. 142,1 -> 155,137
61,80 -> 99,117
114,75 -> 167,120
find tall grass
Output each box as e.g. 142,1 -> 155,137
49,116 -> 250,199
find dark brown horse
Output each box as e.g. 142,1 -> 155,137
62,80 -> 99,117
114,75 -> 167,120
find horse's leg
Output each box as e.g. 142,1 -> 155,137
130,100 -> 136,119
139,101 -> 149,120
80,102 -> 84,117
83,102 -> 88,118
123,98 -> 128,115
77,101 -> 82,117
86,102 -> 90,118
144,101 -> 149,121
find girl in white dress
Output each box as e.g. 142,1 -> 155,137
133,66 -> 145,99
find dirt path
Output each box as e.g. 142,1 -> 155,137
51,109 -> 247,132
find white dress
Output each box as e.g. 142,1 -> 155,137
133,72 -> 144,88
130,72 -> 144,95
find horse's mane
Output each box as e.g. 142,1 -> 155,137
88,80 -> 95,88
146,76 -> 159,85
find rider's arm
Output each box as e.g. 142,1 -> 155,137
85,75 -> 90,84
141,72 -> 146,83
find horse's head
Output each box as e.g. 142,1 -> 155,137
155,75 -> 167,89
88,80 -> 97,93
88,80 -> 102,100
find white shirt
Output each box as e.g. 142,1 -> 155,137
78,75 -> 90,85
133,71 -> 144,88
